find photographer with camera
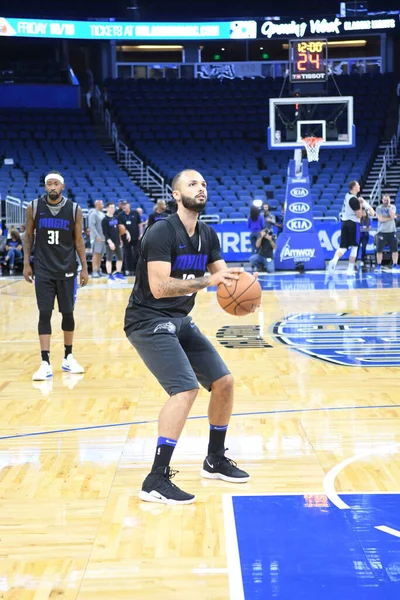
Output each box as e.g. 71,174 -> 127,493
249,228 -> 276,274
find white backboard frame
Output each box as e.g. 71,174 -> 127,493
268,96 -> 355,150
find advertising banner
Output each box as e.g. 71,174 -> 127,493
212,220 -> 376,263
274,159 -> 326,270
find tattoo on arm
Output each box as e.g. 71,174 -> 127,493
74,208 -> 88,269
155,276 -> 209,298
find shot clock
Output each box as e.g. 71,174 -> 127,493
289,39 -> 328,83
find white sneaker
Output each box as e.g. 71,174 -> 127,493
32,361 -> 53,381
345,266 -> 355,276
62,354 -> 85,374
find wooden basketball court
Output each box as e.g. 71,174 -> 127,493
1,274 -> 400,598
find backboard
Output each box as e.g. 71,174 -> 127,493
268,96 -> 355,151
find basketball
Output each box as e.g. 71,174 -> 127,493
118,223 -> 126,235
217,271 -> 262,316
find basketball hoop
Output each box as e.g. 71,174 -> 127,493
302,136 -> 324,162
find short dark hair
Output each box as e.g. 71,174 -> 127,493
45,170 -> 63,178
106,202 -> 115,208
348,180 -> 358,191
171,169 -> 198,191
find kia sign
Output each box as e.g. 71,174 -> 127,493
286,218 -> 313,232
290,187 -> 309,198
289,202 -> 310,214
274,158 -> 325,270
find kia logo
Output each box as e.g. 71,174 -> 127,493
286,218 -> 312,232
289,202 -> 310,214
290,188 -> 309,198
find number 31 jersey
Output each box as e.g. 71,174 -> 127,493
33,196 -> 78,280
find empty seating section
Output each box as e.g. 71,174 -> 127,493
106,73 -> 393,219
0,60 -> 67,85
0,109 -> 148,208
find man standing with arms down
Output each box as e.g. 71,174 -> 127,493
374,194 -> 400,273
23,171 -> 88,381
88,199 -> 105,278
124,169 -> 251,505
118,200 -> 141,276
327,180 -> 363,276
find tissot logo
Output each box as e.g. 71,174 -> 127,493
286,218 -> 312,232
289,202 -> 310,214
290,188 -> 309,198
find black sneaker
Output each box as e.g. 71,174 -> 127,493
201,452 -> 250,483
139,466 -> 196,505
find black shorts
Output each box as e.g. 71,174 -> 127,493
340,220 -> 360,249
106,244 -> 123,262
35,276 -> 77,313
375,232 -> 398,253
127,316 -> 230,396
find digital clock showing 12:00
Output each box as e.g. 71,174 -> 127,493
289,38 -> 327,82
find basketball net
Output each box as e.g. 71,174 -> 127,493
302,136 -> 324,163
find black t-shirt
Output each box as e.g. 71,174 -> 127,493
102,215 -> 119,245
258,237 -> 274,259
118,210 -> 141,240
124,213 -> 222,332
147,212 -> 167,227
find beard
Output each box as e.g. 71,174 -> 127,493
180,193 -> 207,213
48,191 -> 62,201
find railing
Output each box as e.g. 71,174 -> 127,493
146,166 -> 165,199
369,126 -> 399,206
5,196 -> 26,228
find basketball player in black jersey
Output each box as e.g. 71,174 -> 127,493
23,171 -> 89,381
125,169 -> 251,505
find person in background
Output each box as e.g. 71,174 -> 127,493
358,208 -> 371,267
19,224 -> 26,242
118,201 -> 141,276
147,200 -> 167,228
274,204 -> 285,236
262,203 -> 276,231
0,226 -> 7,276
247,205 -> 264,254
88,200 -> 105,278
4,228 -> 23,275
136,207 -> 147,237
250,228 -> 276,273
101,202 -> 126,284
374,194 -> 400,274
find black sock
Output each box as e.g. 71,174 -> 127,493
64,345 -> 72,359
152,436 -> 177,470
208,424 -> 228,455
41,350 -> 50,364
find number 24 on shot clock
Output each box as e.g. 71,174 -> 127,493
289,38 -> 328,82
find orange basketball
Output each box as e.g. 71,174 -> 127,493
118,224 -> 127,235
217,271 -> 262,316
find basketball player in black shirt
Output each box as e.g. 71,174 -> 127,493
23,171 -> 89,381
125,169 -> 251,505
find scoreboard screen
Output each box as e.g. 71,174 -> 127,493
289,39 -> 328,83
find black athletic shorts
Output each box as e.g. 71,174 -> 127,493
340,220 -> 360,249
106,244 -> 123,262
127,316 -> 230,396
34,276 -> 77,313
375,231 -> 398,253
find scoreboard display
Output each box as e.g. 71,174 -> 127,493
289,39 -> 328,83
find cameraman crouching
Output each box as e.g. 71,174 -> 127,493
250,228 -> 276,273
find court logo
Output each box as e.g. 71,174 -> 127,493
289,202 -> 310,214
290,187 -> 309,198
286,218 -> 312,232
273,312 -> 400,366
153,322 -> 176,334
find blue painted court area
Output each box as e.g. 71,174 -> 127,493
232,494 -> 400,600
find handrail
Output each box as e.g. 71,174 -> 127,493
220,218 -> 247,223
314,216 -> 338,223
5,195 -> 25,228
146,166 -> 165,199
199,214 -> 220,223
